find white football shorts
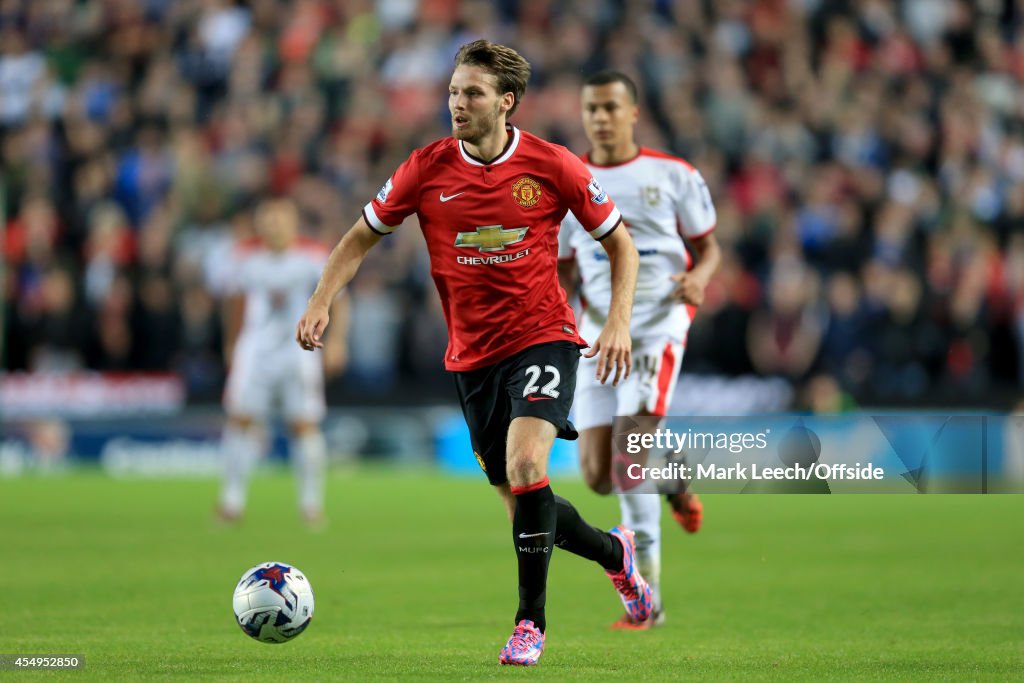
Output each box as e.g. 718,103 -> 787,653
573,336 -> 684,431
223,336 -> 326,423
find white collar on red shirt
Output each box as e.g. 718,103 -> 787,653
458,125 -> 521,166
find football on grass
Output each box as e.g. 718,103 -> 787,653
232,562 -> 314,643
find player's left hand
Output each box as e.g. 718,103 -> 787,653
584,321 -> 631,386
670,271 -> 708,306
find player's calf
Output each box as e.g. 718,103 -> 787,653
578,425 -> 614,494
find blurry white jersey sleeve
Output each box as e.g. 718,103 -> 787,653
558,210 -> 581,262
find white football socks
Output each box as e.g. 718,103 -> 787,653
219,422 -> 262,515
292,431 -> 327,517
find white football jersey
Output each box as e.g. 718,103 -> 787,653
559,148 -> 716,343
226,237 -> 328,356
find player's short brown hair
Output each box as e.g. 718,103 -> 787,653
454,40 -> 531,116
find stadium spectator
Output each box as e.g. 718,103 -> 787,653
1,0 -> 1024,409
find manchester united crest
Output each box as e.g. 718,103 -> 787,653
512,176 -> 542,208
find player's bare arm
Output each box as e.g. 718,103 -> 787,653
584,226 -> 638,386
557,259 -> 579,300
322,292 -> 351,376
222,292 -> 245,364
296,217 -> 381,350
670,231 -> 721,306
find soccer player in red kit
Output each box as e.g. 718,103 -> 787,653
296,40 -> 649,665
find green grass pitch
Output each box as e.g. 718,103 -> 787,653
2,468 -> 1022,681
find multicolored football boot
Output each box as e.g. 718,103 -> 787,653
499,619 -> 545,666
605,526 -> 653,623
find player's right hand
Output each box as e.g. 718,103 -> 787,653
584,320 -> 632,386
296,303 -> 330,351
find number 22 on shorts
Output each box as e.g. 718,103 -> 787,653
523,365 -> 561,400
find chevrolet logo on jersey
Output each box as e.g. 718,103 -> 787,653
454,225 -> 529,252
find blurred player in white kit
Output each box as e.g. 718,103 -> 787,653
216,198 -> 347,525
559,71 -> 721,627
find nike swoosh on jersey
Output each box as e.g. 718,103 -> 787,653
525,394 -> 553,402
518,531 -> 551,539
439,191 -> 465,202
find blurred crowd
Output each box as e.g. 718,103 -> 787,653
3,0 -> 1024,409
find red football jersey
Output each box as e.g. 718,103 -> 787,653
363,126 -> 622,371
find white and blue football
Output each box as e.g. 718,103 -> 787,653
232,562 -> 314,643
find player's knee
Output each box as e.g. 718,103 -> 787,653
505,447 -> 547,487
581,458 -> 612,495
506,459 -> 544,487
